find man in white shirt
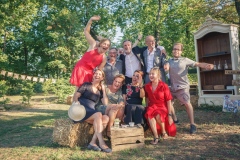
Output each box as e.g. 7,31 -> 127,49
119,40 -> 143,84
142,36 -> 166,83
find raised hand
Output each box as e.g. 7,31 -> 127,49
137,74 -> 143,87
90,15 -> 101,21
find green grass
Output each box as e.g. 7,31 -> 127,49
0,95 -> 240,160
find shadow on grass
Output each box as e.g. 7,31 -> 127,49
0,108 -> 68,148
0,107 -> 239,159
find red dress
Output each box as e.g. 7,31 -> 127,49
144,81 -> 176,136
70,49 -> 103,87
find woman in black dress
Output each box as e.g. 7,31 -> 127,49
72,69 -> 111,153
123,70 -> 146,127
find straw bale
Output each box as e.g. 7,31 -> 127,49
52,118 -> 94,148
66,95 -> 73,105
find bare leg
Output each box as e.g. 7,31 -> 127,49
85,112 -> 109,149
171,102 -> 178,121
155,114 -> 168,139
185,102 -> 194,124
107,109 -> 118,137
148,117 -> 159,144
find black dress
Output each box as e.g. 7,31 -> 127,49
123,84 -> 145,125
75,82 -> 102,122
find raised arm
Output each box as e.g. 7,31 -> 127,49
84,15 -> 101,51
132,34 -> 143,48
195,62 -> 214,70
101,83 -> 108,106
98,55 -> 107,70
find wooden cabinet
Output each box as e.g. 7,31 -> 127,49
194,16 -> 239,106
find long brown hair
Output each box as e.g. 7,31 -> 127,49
93,69 -> 105,90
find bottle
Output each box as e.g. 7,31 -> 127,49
114,118 -> 120,128
213,61 -> 217,70
217,60 -> 221,70
224,60 -> 228,69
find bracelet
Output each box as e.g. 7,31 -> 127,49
168,114 -> 172,117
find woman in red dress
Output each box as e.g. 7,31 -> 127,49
144,67 -> 176,145
70,16 -> 110,89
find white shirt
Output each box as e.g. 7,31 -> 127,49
146,48 -> 156,73
125,52 -> 141,78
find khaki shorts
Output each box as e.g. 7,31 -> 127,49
171,88 -> 190,104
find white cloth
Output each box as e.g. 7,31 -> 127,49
125,52 -> 141,78
146,48 -> 156,73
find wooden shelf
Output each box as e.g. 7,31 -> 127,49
200,69 -> 232,72
202,51 -> 230,58
202,90 -> 234,95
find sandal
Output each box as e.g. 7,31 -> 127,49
150,137 -> 159,145
100,145 -> 112,153
161,132 -> 168,139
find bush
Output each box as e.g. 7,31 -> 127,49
52,78 -> 75,103
33,83 -> 43,93
0,80 -> 8,98
20,82 -> 34,105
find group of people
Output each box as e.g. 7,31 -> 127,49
69,15 -> 214,153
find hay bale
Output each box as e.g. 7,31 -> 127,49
66,95 -> 73,105
144,129 -> 153,138
52,118 -> 94,148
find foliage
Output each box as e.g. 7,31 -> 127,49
0,0 -> 239,88
20,81 -> 34,105
0,80 -> 10,107
0,80 -> 8,98
42,80 -> 55,96
51,78 -> 75,103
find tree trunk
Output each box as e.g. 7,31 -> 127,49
155,0 -> 162,45
23,41 -> 28,74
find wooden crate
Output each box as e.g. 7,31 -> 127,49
214,85 -> 225,90
111,126 -> 145,151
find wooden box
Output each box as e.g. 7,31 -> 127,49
111,126 -> 144,151
203,85 -> 213,90
214,85 -> 225,90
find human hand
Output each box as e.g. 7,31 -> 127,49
72,101 -> 80,105
205,64 -> 214,70
101,81 -> 106,90
164,63 -> 169,71
137,74 -> 143,86
90,15 -> 101,21
168,116 -> 173,125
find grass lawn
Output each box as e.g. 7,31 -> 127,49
0,95 -> 239,160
